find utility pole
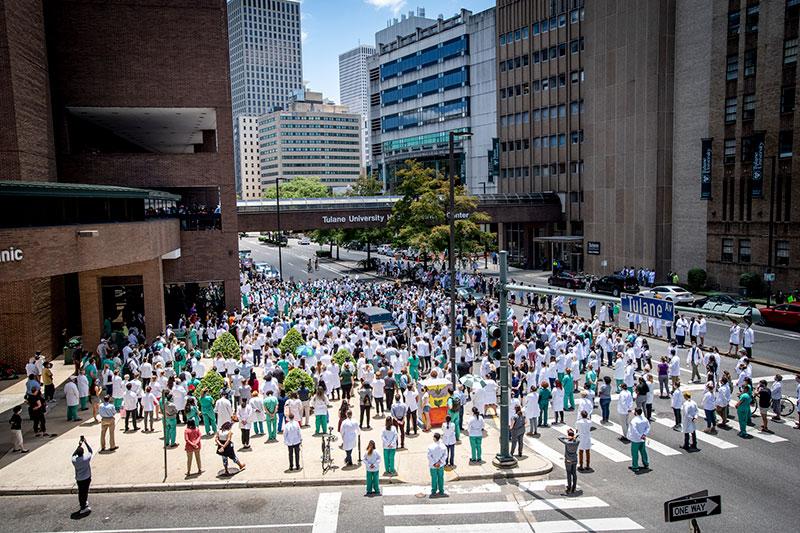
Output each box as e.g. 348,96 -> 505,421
276,178 -> 283,281
494,250 -> 517,468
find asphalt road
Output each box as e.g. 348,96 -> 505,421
241,236 -> 800,371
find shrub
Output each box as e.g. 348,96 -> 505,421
279,328 -> 304,356
687,268 -> 707,292
739,272 -> 762,297
210,331 -> 241,360
197,370 -> 225,402
333,348 -> 354,367
315,250 -> 332,258
283,368 -> 314,394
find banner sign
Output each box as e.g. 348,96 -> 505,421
751,133 -> 765,198
701,138 -> 712,199
488,137 -> 500,182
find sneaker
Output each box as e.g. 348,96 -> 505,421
79,506 -> 91,514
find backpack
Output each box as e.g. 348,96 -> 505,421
450,395 -> 461,412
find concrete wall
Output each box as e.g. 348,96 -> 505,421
671,0 -> 712,281
583,0 -> 675,277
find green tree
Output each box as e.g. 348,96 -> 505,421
198,370 -> 225,402
262,176 -> 331,199
278,328 -> 305,356
283,368 -> 314,393
347,174 -> 383,196
388,159 -> 491,266
210,332 -> 241,360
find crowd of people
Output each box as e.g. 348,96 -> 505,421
12,257 -> 800,514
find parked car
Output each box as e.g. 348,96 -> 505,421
758,303 -> 800,329
692,292 -> 752,308
254,262 -> 279,278
298,236 -> 311,245
589,275 -> 639,297
239,250 -> 253,268
357,306 -> 399,333
638,285 -> 695,305
457,286 -> 485,302
547,271 -> 588,290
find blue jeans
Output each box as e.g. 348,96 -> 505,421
277,412 -> 284,433
704,409 -> 716,428
599,398 -> 611,421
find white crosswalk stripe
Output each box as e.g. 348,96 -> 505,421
654,415 -> 738,449
381,483 -> 502,496
721,405 -> 789,443
589,414 -> 681,456
384,497 -> 609,516
385,518 -> 644,533
518,479 -> 569,492
551,423 -> 629,462
524,435 -> 565,468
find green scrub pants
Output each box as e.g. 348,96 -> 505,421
469,436 -> 482,461
114,398 -> 123,410
315,414 -> 328,434
384,448 -> 396,474
202,410 -> 217,435
266,415 -> 277,440
366,471 -> 380,494
67,405 -> 79,421
630,441 -> 649,468
448,411 -> 460,441
165,418 -> 177,446
79,396 -> 88,410
429,467 -> 444,495
737,407 -> 749,436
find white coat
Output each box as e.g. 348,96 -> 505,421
341,418 -> 359,451
64,381 -> 80,407
682,400 -> 698,433
524,392 -> 540,419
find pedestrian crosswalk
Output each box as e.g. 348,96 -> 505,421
381,482 -> 644,533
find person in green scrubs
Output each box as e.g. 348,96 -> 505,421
563,368 -> 575,410
538,381 -> 552,427
735,388 -> 753,437
264,389 -> 278,441
199,390 -> 217,435
408,353 -> 420,382
363,440 -> 381,496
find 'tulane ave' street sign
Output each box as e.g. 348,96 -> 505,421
620,294 -> 675,322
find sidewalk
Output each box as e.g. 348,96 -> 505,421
0,384 -> 551,495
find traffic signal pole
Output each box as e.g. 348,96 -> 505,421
493,250 -> 517,468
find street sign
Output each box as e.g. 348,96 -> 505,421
664,494 -> 721,523
587,241 -> 601,255
620,294 -> 674,322
763,272 -> 776,282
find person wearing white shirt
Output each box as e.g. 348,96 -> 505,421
524,386 -> 540,435
727,323 -> 741,355
668,351 -> 681,388
381,417 -> 399,475
715,376 -> 732,428
65,377 -> 81,421
363,440 -> 382,496
627,408 -> 651,471
701,383 -> 717,433
742,325 -> 755,359
237,398 -> 253,448
616,384 -> 634,442
122,383 -> 139,431
341,410 -> 359,466
441,415 -> 457,467
671,384 -> 684,430
686,343 -> 703,384
770,375 -> 783,421
427,433 -> 448,497
111,372 -> 124,411
575,410 -> 593,471
215,394 -> 233,428
283,413 -> 302,471
681,392 -> 698,450
142,387 -> 157,432
467,407 -> 485,463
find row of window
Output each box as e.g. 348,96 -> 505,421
498,3 -> 585,47
281,124 -> 358,130
381,67 -> 468,105
727,5 -> 760,36
531,131 -> 584,148
721,238 -> 790,266
533,100 -> 584,121
498,72 -> 583,101
380,36 -> 468,80
382,99 -> 468,132
723,131 -> 794,164
499,164 -> 585,181
500,54 -> 529,72
382,128 -> 469,153
725,50 -> 757,81
500,112 -> 529,127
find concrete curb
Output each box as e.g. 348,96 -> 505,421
0,461 -> 553,496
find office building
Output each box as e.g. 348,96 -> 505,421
0,0 -> 239,367
339,44 -> 377,171
369,8 -> 498,195
689,0 -> 800,292
237,115 -> 263,199
228,0 -> 303,193
259,90 -> 362,193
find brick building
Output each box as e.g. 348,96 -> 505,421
0,0 -> 239,368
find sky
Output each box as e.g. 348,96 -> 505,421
299,0 -> 495,104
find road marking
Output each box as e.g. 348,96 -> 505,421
518,479 -> 569,492
590,415 -> 681,456
524,435 -> 565,468
384,497 -> 608,516
49,525 -> 313,533
551,424 -> 629,462
655,415 -> 737,449
312,492 -> 341,533
725,401 -> 790,442
384,518 -> 643,533
382,483 -> 502,496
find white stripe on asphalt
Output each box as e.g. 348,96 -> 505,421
312,492 -> 341,533
385,523 -> 531,533
384,497 -> 608,516
551,424 -> 629,462
385,518 -> 644,533
382,483 -> 502,496
725,403 -> 790,443
518,479 -> 569,492
590,415 -> 681,456
688,412 -> 739,449
531,517 -> 644,533
524,435 -> 565,468
49,525 -> 313,533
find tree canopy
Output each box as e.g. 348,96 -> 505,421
262,176 -> 331,199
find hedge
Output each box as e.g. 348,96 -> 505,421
279,328 -> 305,356
197,370 -> 225,402
333,348 -> 354,367
283,368 -> 314,394
210,331 -> 241,360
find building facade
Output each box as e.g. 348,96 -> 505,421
369,8 -> 498,195
339,44 -> 376,172
237,115 -> 262,199
0,0 -> 239,367
228,0 -> 303,193
259,90 -> 362,193
701,0 -> 800,293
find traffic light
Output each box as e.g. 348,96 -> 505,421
488,325 -> 502,360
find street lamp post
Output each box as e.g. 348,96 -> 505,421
767,155 -> 776,305
448,130 -> 472,391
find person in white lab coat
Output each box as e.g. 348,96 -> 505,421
681,392 -> 698,450
524,385 -> 540,436
441,415 -> 457,467
340,410 -> 359,466
363,440 -> 381,496
616,383 -> 634,442
671,382 -> 684,430
381,416 -> 399,475
215,393 -> 233,428
283,412 -> 302,471
427,432 -> 448,497
238,397 -> 253,448
65,377 -> 81,422
576,410 -> 592,471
